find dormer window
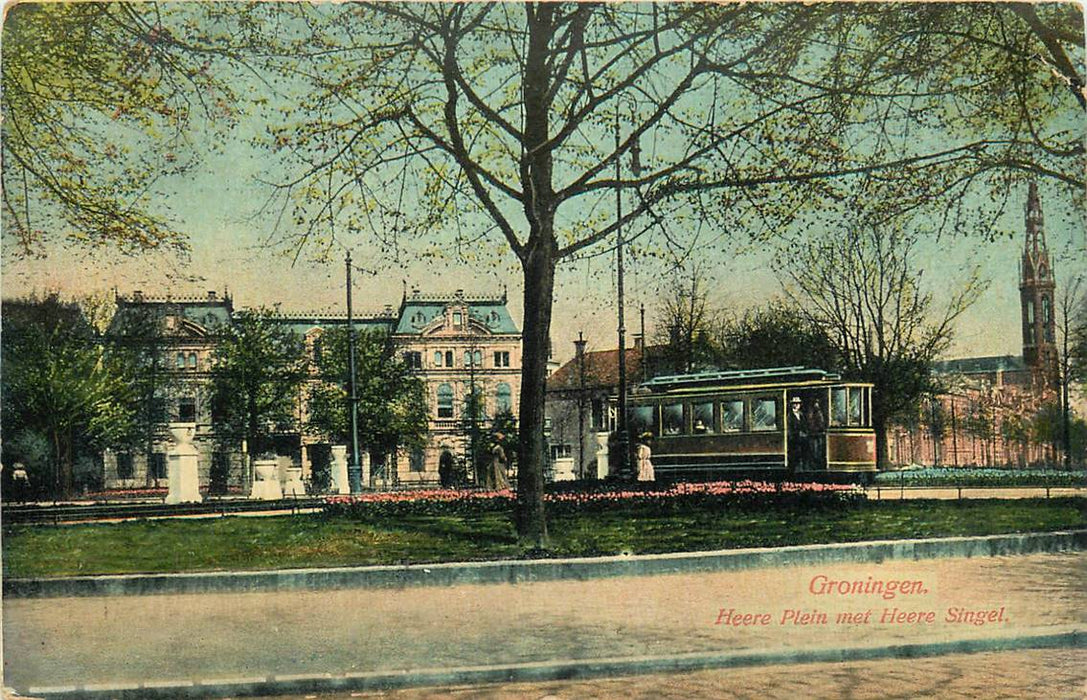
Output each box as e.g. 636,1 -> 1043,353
453,312 -> 462,327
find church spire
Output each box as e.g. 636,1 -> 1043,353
1019,181 -> 1057,381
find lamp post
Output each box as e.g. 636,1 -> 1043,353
346,251 -> 363,493
614,106 -> 642,480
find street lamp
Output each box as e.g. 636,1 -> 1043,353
614,106 -> 642,480
345,251 -> 363,493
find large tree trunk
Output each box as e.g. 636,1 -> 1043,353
516,239 -> 556,548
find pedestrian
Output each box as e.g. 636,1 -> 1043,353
491,433 -> 510,490
787,396 -> 806,474
636,432 -> 655,481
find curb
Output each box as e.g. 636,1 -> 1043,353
20,629 -> 1087,699
5,529 -> 1086,599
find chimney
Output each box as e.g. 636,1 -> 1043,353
133,290 -> 144,302
574,332 -> 587,358
207,290 -> 217,301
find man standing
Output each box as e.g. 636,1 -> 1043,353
787,396 -> 806,475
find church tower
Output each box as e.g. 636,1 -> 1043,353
1019,181 -> 1058,380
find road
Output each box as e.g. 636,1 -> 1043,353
4,552 -> 1085,696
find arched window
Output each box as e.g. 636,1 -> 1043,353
495,383 -> 512,413
188,352 -> 198,369
437,384 -> 454,418
176,352 -> 185,369
434,351 -> 443,367
1042,296 -> 1051,324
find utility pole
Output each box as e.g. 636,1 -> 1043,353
614,109 -> 630,479
346,251 -> 363,493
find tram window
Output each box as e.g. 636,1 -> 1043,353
848,388 -> 863,426
630,405 -> 658,437
662,403 -> 684,435
692,402 -> 714,434
722,400 -> 744,432
751,398 -> 778,431
831,388 -> 848,426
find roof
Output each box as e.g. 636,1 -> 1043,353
107,293 -> 234,336
547,347 -> 647,392
394,295 -> 519,335
641,367 -> 839,390
266,313 -> 397,336
933,355 -> 1028,376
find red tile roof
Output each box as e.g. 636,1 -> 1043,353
547,346 -> 650,392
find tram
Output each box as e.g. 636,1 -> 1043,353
625,367 -> 877,482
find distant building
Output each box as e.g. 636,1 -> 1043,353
889,182 -> 1060,467
545,336 -> 652,478
100,287 -> 520,491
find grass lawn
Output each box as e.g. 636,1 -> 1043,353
3,498 -> 1085,578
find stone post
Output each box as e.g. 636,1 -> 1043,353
360,450 -> 371,489
284,466 -> 307,497
330,445 -> 350,495
250,458 -> 284,501
165,423 -> 202,504
595,432 -> 610,479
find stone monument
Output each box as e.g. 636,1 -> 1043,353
330,445 -> 350,494
165,423 -> 202,504
250,458 -> 284,500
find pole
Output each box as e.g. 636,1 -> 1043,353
346,251 -> 363,493
614,109 -> 630,479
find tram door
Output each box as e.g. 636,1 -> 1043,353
787,389 -> 827,472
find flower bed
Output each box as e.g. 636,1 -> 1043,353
324,480 -> 865,518
874,467 -> 1084,488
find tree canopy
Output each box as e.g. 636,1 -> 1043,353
209,309 -> 308,459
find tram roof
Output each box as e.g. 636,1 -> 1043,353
639,366 -> 841,390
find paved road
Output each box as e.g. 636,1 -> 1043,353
4,552 -> 1085,695
251,648 -> 1087,699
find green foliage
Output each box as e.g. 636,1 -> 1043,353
1,294 -> 136,496
209,309 -> 307,456
715,300 -> 841,373
1,2 -> 234,256
307,326 -> 428,462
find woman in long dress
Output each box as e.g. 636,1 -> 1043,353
636,433 -> 655,481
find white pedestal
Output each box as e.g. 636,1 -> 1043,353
284,467 -> 307,497
330,445 -> 350,495
595,432 -> 610,479
552,456 -> 576,482
250,458 -> 284,500
165,423 -> 202,504
360,451 -> 371,489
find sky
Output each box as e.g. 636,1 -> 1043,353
3,2 -> 1085,367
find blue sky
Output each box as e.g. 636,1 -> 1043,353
3,3 -> 1084,365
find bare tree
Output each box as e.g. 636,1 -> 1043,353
245,2 -> 1083,545
1056,273 -> 1086,469
778,223 -> 986,468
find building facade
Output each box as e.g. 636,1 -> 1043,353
101,288 -> 521,491
888,182 -> 1061,467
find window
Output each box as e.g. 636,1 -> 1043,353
314,338 -> 324,364
848,387 -> 864,426
692,402 -> 715,434
591,399 -> 609,431
188,352 -> 198,369
550,444 -> 572,461
151,397 -> 169,423
409,448 -> 426,473
116,453 -> 134,479
453,312 -> 462,327
495,383 -> 512,412
445,350 -> 454,367
662,403 -> 684,435
722,400 -> 744,432
1042,296 -> 1051,324
474,349 -> 482,366
178,397 -> 197,423
176,352 -> 185,369
830,388 -> 848,426
437,384 -> 454,418
751,398 -> 778,431
629,405 -> 658,437
494,351 -> 511,367
434,351 -> 443,367
403,351 -> 422,370
149,453 -> 167,480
